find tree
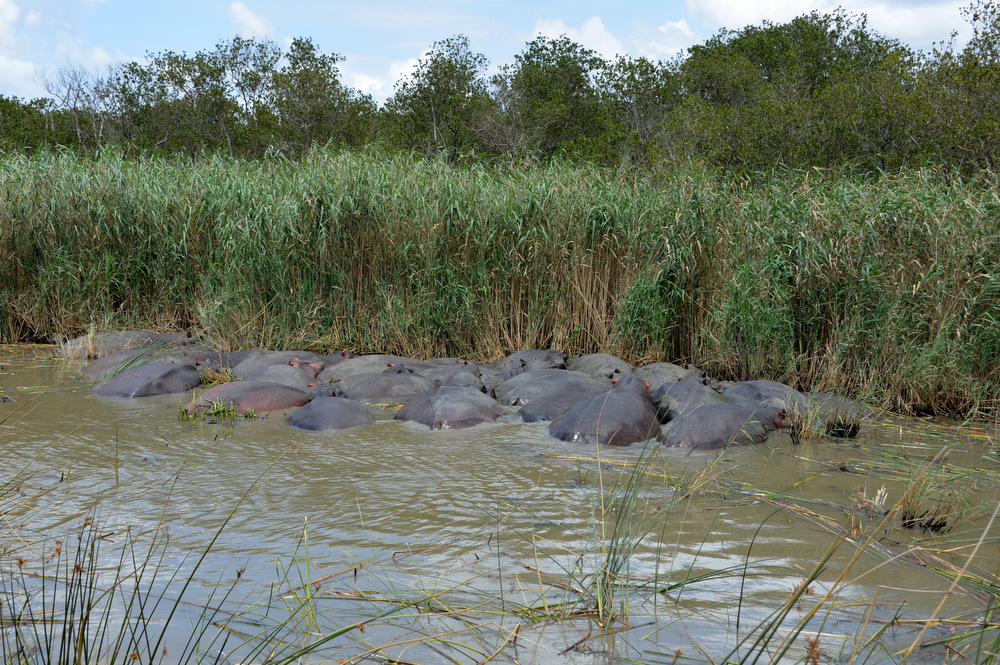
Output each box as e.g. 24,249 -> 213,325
597,56 -> 683,165
489,35 -> 608,162
218,36 -> 282,155
37,64 -> 111,153
385,35 -> 490,160
0,95 -> 47,152
921,1 -> 1000,169
273,37 -> 373,154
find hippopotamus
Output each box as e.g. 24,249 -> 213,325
662,404 -> 787,449
186,380 -> 310,415
322,350 -> 355,366
418,360 -> 484,388
800,392 -> 873,437
231,350 -> 326,379
83,348 -> 158,380
288,396 -> 374,430
652,374 -> 727,422
395,386 -> 505,430
492,358 -> 561,383
566,353 -> 634,382
489,349 -> 567,375
242,364 -> 315,391
494,369 -> 605,406
548,376 -> 660,447
83,348 -> 253,381
336,365 -> 436,404
61,330 -> 200,359
519,389 -> 601,422
91,360 -> 202,398
632,363 -> 693,393
317,354 -> 435,382
722,380 -> 805,412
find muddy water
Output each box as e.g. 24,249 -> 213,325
3,346 -> 1000,664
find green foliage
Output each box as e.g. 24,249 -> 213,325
489,35 -> 608,162
0,96 -> 48,153
1,150 -> 998,418
385,35 -> 490,161
6,4 -> 1000,172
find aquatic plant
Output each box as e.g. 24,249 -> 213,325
1,150 -> 998,419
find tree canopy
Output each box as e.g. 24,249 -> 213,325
5,3 -> 1000,173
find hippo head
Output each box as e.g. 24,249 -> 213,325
287,357 -> 325,378
384,364 -> 414,375
611,375 -> 652,397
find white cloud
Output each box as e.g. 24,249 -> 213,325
532,16 -> 624,59
684,0 -> 966,51
0,0 -> 19,37
684,0 -> 804,31
0,53 -> 36,93
858,1 -> 968,51
25,10 -> 40,26
345,71 -> 385,98
229,1 -> 272,38
388,54 -> 421,88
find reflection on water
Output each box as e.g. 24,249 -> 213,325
2,347 -> 999,663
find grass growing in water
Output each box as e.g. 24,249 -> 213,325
1,150 -> 998,419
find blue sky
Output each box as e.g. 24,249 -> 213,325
1,0 -> 973,104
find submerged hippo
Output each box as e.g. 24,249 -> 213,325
395,386 -> 505,430
336,365 -> 436,404
186,380 -> 310,415
652,374 -> 727,422
723,380 -> 804,411
61,330 -> 200,359
493,369 -> 605,406
548,376 -> 660,447
566,353 -> 634,382
231,350 -> 326,379
92,360 -> 202,398
800,392 -> 873,437
663,404 -> 787,449
288,396 -> 374,430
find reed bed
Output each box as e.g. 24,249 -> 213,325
1,149 -> 998,418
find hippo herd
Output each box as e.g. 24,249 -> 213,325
66,330 -> 872,450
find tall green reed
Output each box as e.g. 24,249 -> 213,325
2,149 -> 998,418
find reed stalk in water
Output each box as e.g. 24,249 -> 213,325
3,151 -> 997,419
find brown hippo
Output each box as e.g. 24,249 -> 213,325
186,380 -> 310,415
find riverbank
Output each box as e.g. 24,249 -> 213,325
1,149 -> 997,418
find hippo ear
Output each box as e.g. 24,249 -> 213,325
611,376 -> 621,384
